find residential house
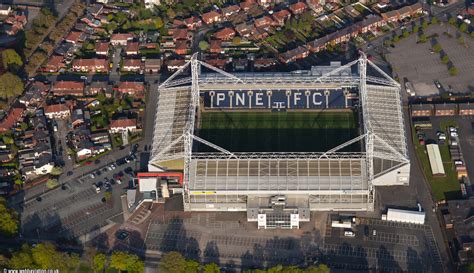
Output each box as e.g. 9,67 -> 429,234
202,11 -> 221,25
210,40 -> 223,54
235,22 -> 255,37
254,16 -> 274,29
381,10 -> 400,23
167,59 -> 186,70
289,2 -> 307,15
184,16 -> 202,30
144,59 -> 162,73
459,103 -> 474,116
19,85 -> 44,107
222,5 -> 240,17
257,0 -> 272,7
272,10 -> 291,26
435,103 -> 456,116
0,108 -> 24,133
52,81 -> 85,97
44,104 -> 70,119
174,40 -> 190,55
278,46 -> 310,64
125,42 -> 140,55
172,28 -> 190,41
214,27 -> 236,41
65,31 -> 85,44
72,59 -> 109,73
87,4 -> 103,16
122,59 -> 143,72
357,14 -> 384,33
110,33 -> 134,46
76,141 -> 94,160
95,42 -> 109,56
109,119 -> 138,133
116,82 -> 145,99
411,104 -> 433,117
206,58 -> 228,69
90,132 -> 110,144
306,0 -> 324,14
44,55 -> 65,73
71,109 -> 86,127
240,0 -> 256,11
254,58 -> 276,69
87,81 -> 111,95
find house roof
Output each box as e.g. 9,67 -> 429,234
111,33 -> 134,41
123,59 -> 142,67
172,28 -> 189,40
289,2 -> 307,13
210,40 -> 222,51
46,55 -> 65,68
222,5 -> 240,15
53,81 -> 85,90
117,81 -> 145,92
110,119 -> 137,128
0,107 -> 24,132
44,104 -> 69,114
126,42 -> 140,52
202,10 -> 220,23
280,46 -> 309,60
144,59 -> 162,68
65,31 -> 83,43
273,9 -> 291,21
254,16 -> 273,27
175,40 -> 189,51
459,102 -> 474,110
214,27 -> 235,39
95,42 -> 109,52
73,59 -> 108,67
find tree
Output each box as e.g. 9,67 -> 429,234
402,30 -> 410,38
2,49 -> 23,72
203,263 -> 220,273
160,252 -> 186,273
392,35 -> 400,42
110,252 -> 129,272
458,36 -> 465,44
104,191 -> 112,201
471,31 -> 474,38
198,40 -> 209,51
184,260 -> 200,273
432,43 -> 442,53
50,167 -> 62,176
0,73 -> 24,99
421,20 -> 429,29
0,197 -> 18,236
383,40 -> 392,47
441,55 -> 449,64
106,22 -> 118,33
448,17 -> 456,25
449,66 -> 458,76
232,36 -> 242,45
459,23 -> 468,33
31,243 -> 74,272
8,244 -> 34,269
46,179 -> 59,189
124,254 -> 144,273
154,17 -> 164,29
2,135 -> 14,144
419,34 -> 427,43
431,17 -> 439,24
412,25 -> 419,34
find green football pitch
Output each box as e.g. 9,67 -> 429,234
196,111 -> 360,152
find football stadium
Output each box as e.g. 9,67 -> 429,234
143,54 -> 410,229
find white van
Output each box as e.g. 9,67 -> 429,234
344,230 -> 355,237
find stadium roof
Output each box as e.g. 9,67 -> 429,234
149,54 -> 409,204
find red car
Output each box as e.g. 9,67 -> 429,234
84,161 -> 93,166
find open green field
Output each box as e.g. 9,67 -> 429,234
196,111 -> 360,152
411,125 -> 460,201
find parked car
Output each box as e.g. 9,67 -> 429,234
454,160 -> 464,166
344,230 -> 355,237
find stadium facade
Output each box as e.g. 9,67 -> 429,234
143,54 -> 410,229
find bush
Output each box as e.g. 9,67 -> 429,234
441,55 -> 449,64
432,43 -> 442,53
46,179 -> 59,189
449,66 -> 458,76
